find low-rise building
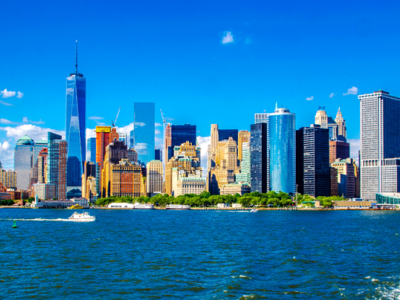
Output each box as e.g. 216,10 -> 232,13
220,182 -> 250,196
333,200 -> 374,210
232,203 -> 243,209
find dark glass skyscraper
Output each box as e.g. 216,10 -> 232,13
296,125 -> 330,197
250,123 -> 267,193
65,45 -> 86,193
167,124 -> 196,161
219,129 -> 238,143
134,102 -> 155,166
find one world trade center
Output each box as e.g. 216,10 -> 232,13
65,41 -> 86,198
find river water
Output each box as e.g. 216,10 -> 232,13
1,209 -> 399,299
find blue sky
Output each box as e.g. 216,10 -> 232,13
1,0 -> 400,169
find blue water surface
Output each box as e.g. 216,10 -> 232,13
1,209 -> 400,299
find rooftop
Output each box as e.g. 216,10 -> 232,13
16,135 -> 34,145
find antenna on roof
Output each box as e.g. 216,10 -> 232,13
75,40 -> 78,75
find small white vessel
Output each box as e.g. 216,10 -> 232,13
166,204 -> 190,210
250,209 -> 258,213
68,212 -> 96,222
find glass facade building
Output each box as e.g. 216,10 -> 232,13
296,125 -> 330,197
236,142 -> 250,184
167,124 -> 196,161
219,129 -> 238,143
14,135 -> 34,190
66,73 -> 86,190
268,108 -> 296,195
134,102 -> 155,166
87,137 -> 96,163
47,132 -> 68,199
250,123 -> 268,193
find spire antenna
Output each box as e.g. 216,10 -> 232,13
75,40 -> 78,75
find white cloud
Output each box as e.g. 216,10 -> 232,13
22,117 -> 44,125
306,96 -> 314,101
22,117 -> 28,123
155,129 -> 161,135
17,91 -> 24,99
88,116 -> 104,120
0,100 -> 13,106
134,122 -> 146,127
0,141 -> 13,170
343,86 -> 358,96
222,31 -> 234,44
197,136 -> 210,178
329,93 -> 335,98
0,119 -> 17,125
1,89 -> 16,98
155,123 -> 162,127
0,124 -> 64,142
85,128 -> 96,139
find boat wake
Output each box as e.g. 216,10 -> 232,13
0,218 -> 94,222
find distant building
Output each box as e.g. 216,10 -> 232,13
14,135 -> 34,190
134,102 -> 155,166
172,170 -> 205,197
218,129 -> 238,144
47,132 -> 67,200
33,183 -> 56,200
127,148 -> 138,163
208,124 -> 239,170
220,182 -> 250,196
329,140 -> 350,164
87,137 -> 96,162
147,160 -> 163,196
96,126 -> 111,170
238,131 -> 250,161
119,133 -> 127,145
315,107 -> 347,142
30,140 -> 48,188
359,90 -> 400,200
166,124 -> 196,162
155,149 -> 162,161
111,159 -> 142,197
330,168 -> 338,196
268,107 -> 296,195
0,169 -> 17,189
250,123 -> 267,193
81,161 -> 96,201
37,149 -> 48,184
296,125 -> 330,197
235,142 -> 250,184
331,158 -> 356,198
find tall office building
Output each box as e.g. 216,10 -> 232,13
268,107 -> 296,195
296,125 -> 330,197
331,158 -> 356,198
87,137 -> 96,163
47,132 -> 67,199
329,140 -> 350,164
315,107 -> 347,142
166,124 -> 196,161
236,142 -> 250,183
155,149 -> 162,161
66,43 -> 86,194
30,140 -> 48,187
164,123 -> 171,166
219,129 -> 238,143
359,90 -> 400,200
238,131 -> 250,161
119,133 -> 127,145
129,129 -> 134,148
14,135 -> 34,190
96,126 -> 111,169
335,108 -> 347,140
37,148 -> 48,184
133,102 -> 155,166
250,123 -> 268,193
147,160 -> 163,196
315,108 -> 328,128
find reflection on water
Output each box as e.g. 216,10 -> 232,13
0,209 -> 400,299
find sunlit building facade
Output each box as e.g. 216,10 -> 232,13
14,135 -> 34,190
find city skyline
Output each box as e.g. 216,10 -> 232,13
2,1 -> 399,170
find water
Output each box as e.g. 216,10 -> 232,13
1,209 -> 400,299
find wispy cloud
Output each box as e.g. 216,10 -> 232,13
88,116 -> 104,120
0,124 -> 65,143
155,123 -> 162,127
155,129 -> 161,135
343,86 -> 358,96
222,31 -> 234,44
0,119 -> 17,125
17,91 -> 24,99
22,117 -> 44,125
306,96 -> 314,101
0,100 -> 13,106
329,93 -> 335,98
1,89 -> 16,98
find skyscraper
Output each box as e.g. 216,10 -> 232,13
238,131 -> 250,161
14,135 -> 34,190
119,133 -> 127,145
87,137 -> 96,163
218,129 -> 238,143
296,125 -> 330,197
155,149 -> 162,161
268,107 -> 296,195
133,102 -> 155,166
335,108 -> 347,140
235,142 -> 250,183
250,123 -> 267,193
359,90 -> 400,200
47,132 -> 67,199
166,124 -> 196,161
96,126 -> 111,169
329,140 -> 350,164
147,160 -> 163,195
66,42 -> 86,194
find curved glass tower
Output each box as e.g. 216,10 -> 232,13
66,71 -> 86,197
268,108 -> 296,195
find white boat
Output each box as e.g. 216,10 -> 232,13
166,204 -> 190,210
250,209 -> 258,213
68,212 -> 96,222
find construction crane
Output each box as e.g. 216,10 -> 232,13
112,106 -> 121,127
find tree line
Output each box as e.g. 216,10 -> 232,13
95,191 -> 344,208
